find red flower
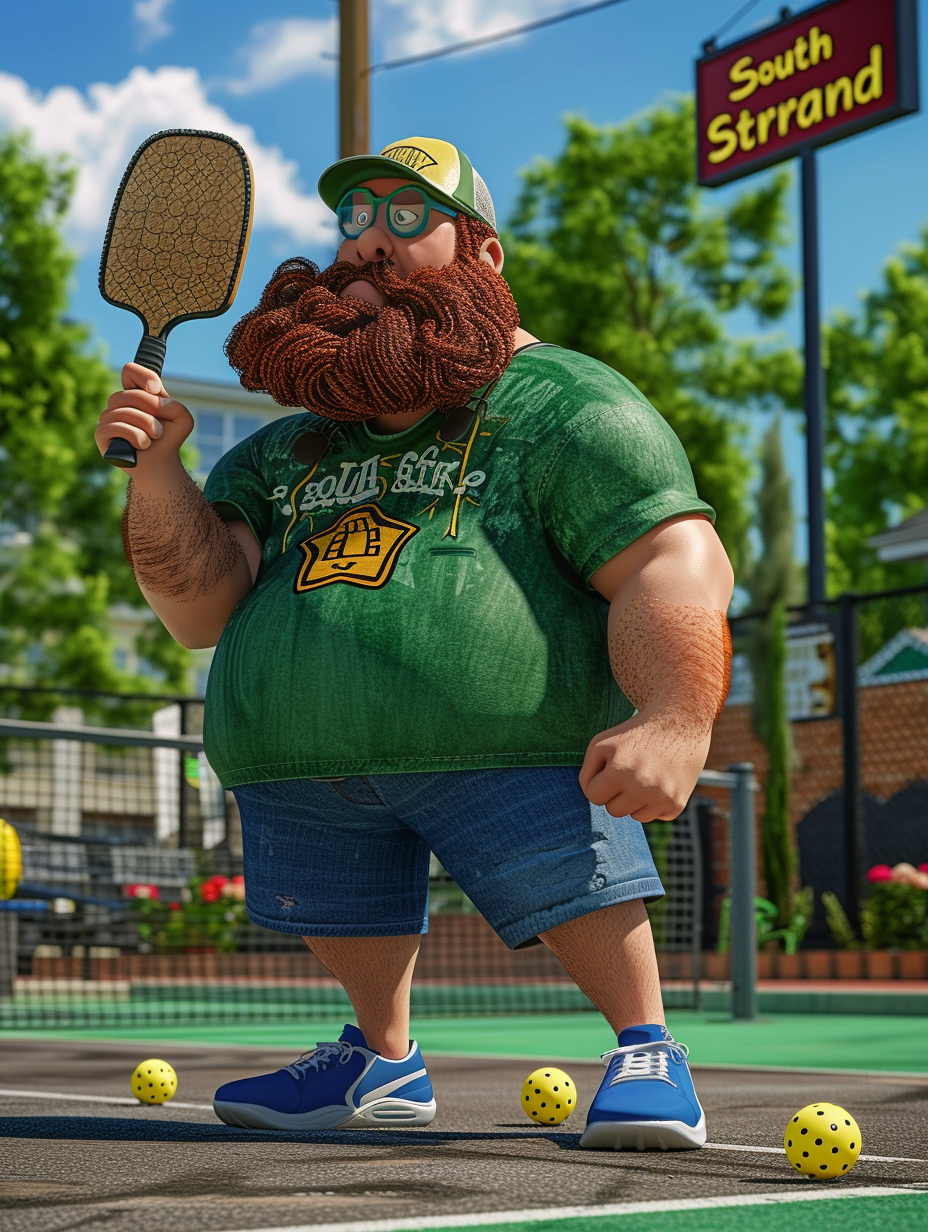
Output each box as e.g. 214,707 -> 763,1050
125,883 -> 160,899
200,882 -> 223,903
168,902 -> 182,912
866,864 -> 894,883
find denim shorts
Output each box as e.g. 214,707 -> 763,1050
232,767 -> 663,950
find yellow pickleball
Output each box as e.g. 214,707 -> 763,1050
784,1102 -> 861,1179
131,1059 -> 177,1105
0,818 -> 22,901
521,1066 -> 576,1125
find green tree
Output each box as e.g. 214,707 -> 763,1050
741,418 -> 801,926
502,98 -> 803,577
825,227 -> 928,654
0,132 -> 189,716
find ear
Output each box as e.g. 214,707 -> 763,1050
478,236 -> 504,274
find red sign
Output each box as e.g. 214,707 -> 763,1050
696,0 -> 919,187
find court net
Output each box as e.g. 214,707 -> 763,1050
0,707 -> 745,1030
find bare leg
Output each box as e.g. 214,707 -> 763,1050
540,899 -> 664,1035
303,934 -> 421,1059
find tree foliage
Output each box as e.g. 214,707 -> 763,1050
739,419 -> 800,926
502,99 -> 803,577
825,227 -> 928,653
0,132 -> 189,713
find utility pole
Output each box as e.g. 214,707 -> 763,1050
339,0 -> 369,158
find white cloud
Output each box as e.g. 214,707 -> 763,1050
0,67 -> 333,249
222,1 -> 562,96
226,17 -> 338,95
378,0 -> 560,62
134,0 -> 176,46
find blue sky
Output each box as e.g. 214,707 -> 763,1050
3,0 -> 928,564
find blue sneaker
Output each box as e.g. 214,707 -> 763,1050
213,1024 -> 436,1130
579,1023 -> 706,1150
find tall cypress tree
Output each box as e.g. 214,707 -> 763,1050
745,417 -> 801,925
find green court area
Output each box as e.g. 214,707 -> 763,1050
3,1010 -> 926,1074
390,1194 -> 928,1232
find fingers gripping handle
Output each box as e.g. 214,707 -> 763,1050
103,335 -> 168,468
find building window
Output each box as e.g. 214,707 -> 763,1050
194,410 -> 269,476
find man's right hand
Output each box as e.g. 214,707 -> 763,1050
95,362 -> 194,471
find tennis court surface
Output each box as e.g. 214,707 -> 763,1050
1,1030 -> 926,1232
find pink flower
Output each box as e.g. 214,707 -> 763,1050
918,865 -> 928,875
866,865 -> 893,883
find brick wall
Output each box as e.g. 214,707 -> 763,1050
702,678 -> 928,898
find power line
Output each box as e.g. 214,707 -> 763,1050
366,0 -> 633,75
704,0 -> 791,54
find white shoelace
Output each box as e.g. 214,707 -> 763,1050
600,1039 -> 689,1089
285,1041 -> 353,1078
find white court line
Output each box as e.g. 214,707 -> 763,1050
0,1087 -> 210,1110
415,1051 -> 928,1081
703,1141 -> 927,1163
0,1089 -> 926,1165
218,1187 -> 927,1232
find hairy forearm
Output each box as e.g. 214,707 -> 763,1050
608,595 -> 732,740
123,465 -> 252,647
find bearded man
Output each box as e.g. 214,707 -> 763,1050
96,136 -> 733,1150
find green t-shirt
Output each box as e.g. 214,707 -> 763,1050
202,346 -> 715,787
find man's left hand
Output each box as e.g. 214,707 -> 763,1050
579,710 -> 712,822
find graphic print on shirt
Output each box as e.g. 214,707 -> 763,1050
294,504 -> 419,592
278,411 -> 508,552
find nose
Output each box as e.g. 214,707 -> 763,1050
355,218 -> 394,264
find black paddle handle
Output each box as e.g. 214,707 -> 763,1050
103,335 -> 168,469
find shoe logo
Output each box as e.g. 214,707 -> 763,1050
358,1067 -> 428,1106
294,504 -> 419,592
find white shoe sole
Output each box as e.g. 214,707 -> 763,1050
579,1111 -> 706,1151
213,1096 -> 437,1131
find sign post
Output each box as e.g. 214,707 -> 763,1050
696,0 -> 919,604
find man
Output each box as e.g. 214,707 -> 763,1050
96,136 -> 733,1149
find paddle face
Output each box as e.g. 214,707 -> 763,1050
99,129 -> 253,466
100,129 -> 252,340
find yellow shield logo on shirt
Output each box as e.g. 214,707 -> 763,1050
294,504 -> 419,592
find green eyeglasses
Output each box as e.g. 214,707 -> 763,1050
336,186 -> 458,240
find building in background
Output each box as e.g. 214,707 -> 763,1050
868,508 -> 928,565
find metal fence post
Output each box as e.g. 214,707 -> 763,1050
729,762 -> 757,1020
839,592 -> 864,933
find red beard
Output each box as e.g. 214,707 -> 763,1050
224,215 -> 520,423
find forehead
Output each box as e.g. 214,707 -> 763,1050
346,176 -> 423,196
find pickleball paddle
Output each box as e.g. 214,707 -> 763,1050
99,129 -> 253,467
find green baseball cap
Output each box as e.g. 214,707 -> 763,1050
318,136 -> 497,231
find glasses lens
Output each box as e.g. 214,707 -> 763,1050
338,190 -> 375,238
387,189 -> 429,235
